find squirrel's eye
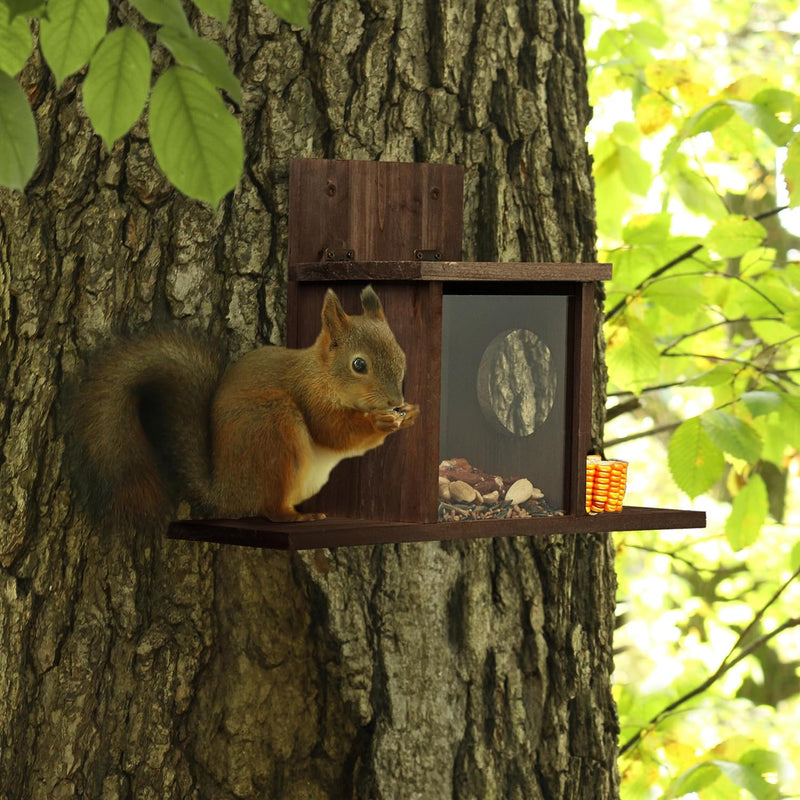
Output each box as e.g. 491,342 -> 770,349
352,357 -> 368,374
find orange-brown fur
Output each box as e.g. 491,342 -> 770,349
70,286 -> 418,524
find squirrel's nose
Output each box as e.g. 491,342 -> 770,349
387,389 -> 404,408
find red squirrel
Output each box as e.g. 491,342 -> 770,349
72,285 -> 419,524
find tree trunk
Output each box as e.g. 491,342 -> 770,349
0,0 -> 617,798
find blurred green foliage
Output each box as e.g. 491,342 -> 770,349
584,0 -> 800,795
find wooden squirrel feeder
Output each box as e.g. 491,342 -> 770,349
168,159 -> 705,549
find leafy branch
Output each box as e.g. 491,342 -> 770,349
621,541 -> 740,578
660,316 -> 785,356
619,564 -> 800,757
604,420 -> 681,449
645,269 -> 788,318
590,7 -> 800,793
605,205 -> 790,321
0,0 -> 309,206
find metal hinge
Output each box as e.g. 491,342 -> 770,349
414,249 -> 442,261
319,248 -> 355,261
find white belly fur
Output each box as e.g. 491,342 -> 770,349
290,443 -> 369,506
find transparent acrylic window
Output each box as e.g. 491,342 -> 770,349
439,291 -> 568,520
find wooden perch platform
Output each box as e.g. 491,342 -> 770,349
167,507 -> 706,551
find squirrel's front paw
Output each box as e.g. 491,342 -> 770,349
371,403 -> 420,432
393,402 -> 419,428
372,410 -> 403,431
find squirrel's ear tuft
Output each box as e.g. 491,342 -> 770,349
321,288 -> 350,343
360,284 -> 386,319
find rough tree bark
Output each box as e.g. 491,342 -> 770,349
0,0 -> 617,798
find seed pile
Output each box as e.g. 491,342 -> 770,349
438,457 -> 562,521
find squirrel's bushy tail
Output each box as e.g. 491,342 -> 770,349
70,330 -> 225,525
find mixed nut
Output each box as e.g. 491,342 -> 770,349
438,457 -> 561,521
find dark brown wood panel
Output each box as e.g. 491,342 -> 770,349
565,281 -> 596,513
288,160 -> 465,265
287,281 -> 442,523
167,506 -> 707,551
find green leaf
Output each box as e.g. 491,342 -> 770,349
739,246 -> 776,276
617,0 -> 663,18
762,418 -> 790,465
0,9 -> 32,75
700,410 -> 762,462
726,475 -> 768,551
716,757 -> 779,800
685,364 -> 737,387
128,0 -> 189,29
192,0 -> 231,22
39,0 -> 109,87
673,162 -> 727,219
740,391 -> 783,417
629,20 -> 668,48
659,132 -> 684,172
622,213 -> 671,246
609,245 -> 661,290
617,143 -> 652,196
594,27 -> 628,60
726,99 -> 793,146
635,91 -> 673,134
0,70 -> 38,189
260,0 -> 308,27
705,215 -> 766,259
82,26 -> 151,149
605,315 -> 661,390
611,120 -> 640,145
791,540 -> 800,572
786,310 -> 800,331
642,277 -> 706,316
2,0 -> 45,18
780,393 -> 800,448
594,167 -> 627,240
157,25 -> 242,105
148,65 -> 243,208
668,417 -> 725,499
751,318 -> 798,345
685,100 -> 735,138
752,87 -> 798,115
665,761 -> 722,798
661,101 -> 737,171
666,758 -> 778,800
782,135 -> 800,207
739,748 -> 788,787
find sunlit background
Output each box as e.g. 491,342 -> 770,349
583,0 -> 800,795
